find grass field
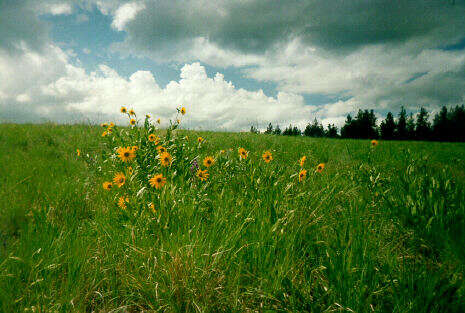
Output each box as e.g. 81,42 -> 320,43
1,122 -> 465,312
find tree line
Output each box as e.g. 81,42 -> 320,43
251,105 -> 465,142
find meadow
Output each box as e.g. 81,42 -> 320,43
1,111 -> 465,312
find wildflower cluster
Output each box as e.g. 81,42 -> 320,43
100,122 -> 115,137
96,105 -> 222,212
88,105 -> 379,214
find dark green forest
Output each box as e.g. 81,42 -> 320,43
255,105 -> 465,142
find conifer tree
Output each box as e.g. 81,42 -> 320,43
415,107 -> 431,140
380,112 -> 396,139
396,107 -> 408,140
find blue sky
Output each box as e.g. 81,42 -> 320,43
1,1 -> 464,130
43,7 -> 176,84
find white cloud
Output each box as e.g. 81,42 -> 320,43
0,44 -> 69,100
111,2 -> 145,31
44,3 -> 73,15
1,43 -> 316,129
114,36 -> 266,68
319,100 -> 357,119
132,35 -> 465,120
92,0 -> 127,15
42,59 -> 315,130
16,94 -> 31,103
83,48 -> 91,54
5,38 -> 463,129
240,39 -> 465,116
245,40 -> 465,96
113,31 -> 465,122
0,43 -> 89,123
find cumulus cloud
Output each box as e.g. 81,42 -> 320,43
41,60 -> 314,130
105,0 -> 465,120
0,44 -> 69,99
16,94 -> 31,103
111,2 -> 145,31
0,43 -> 85,123
0,41 -> 315,129
44,3 -> 73,15
244,39 -> 465,112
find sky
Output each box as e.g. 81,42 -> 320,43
1,0 -> 464,131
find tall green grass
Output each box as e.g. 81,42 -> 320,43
1,123 -> 464,312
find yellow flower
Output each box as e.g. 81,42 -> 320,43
149,203 -> 156,214
127,166 -> 133,175
109,122 -> 115,128
149,174 -> 166,189
157,118 -> 161,124
177,119 -> 180,124
117,147 -> 136,162
118,196 -> 129,209
197,137 -> 204,143
102,181 -> 113,190
196,169 -> 209,181
148,134 -> 159,142
262,151 -> 272,163
101,131 -> 108,137
130,118 -> 136,126
129,109 -> 135,116
371,140 -> 379,147
180,107 -> 186,115
156,145 -> 167,154
220,150 -> 225,154
76,149 -> 80,156
203,156 -> 215,167
299,169 -> 307,182
299,156 -> 306,167
107,127 -> 113,133
120,106 -> 127,114
132,145 -> 139,152
316,163 -> 325,173
159,152 -> 172,167
238,147 -> 248,160
113,172 -> 126,188
146,114 -> 151,118
101,122 -> 108,128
